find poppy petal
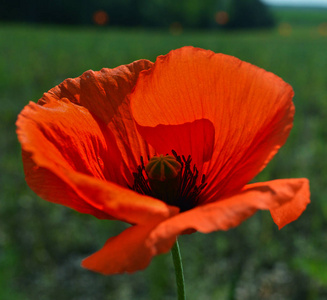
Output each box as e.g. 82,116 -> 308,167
82,223 -> 176,274
16,98 -> 124,217
17,99 -> 179,223
18,99 -> 126,182
82,178 -> 309,274
23,156 -> 178,224
42,60 -> 153,125
42,60 -> 156,184
135,118 -> 215,171
21,151 -> 110,219
131,46 -> 295,200
64,171 -> 179,225
270,180 -> 311,229
146,178 -> 309,253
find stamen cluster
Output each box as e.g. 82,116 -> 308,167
129,150 -> 207,212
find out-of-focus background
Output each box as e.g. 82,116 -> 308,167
1,0 -> 327,299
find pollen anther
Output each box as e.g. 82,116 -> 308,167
129,151 -> 207,212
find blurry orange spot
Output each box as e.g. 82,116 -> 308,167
278,22 -> 292,36
215,11 -> 229,25
93,10 -> 109,26
318,22 -> 327,36
170,22 -> 183,36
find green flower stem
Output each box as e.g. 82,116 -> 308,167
171,240 -> 186,300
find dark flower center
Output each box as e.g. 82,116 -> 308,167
129,150 -> 207,212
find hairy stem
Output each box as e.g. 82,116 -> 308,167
171,240 -> 186,300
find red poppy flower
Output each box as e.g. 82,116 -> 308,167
16,46 -> 310,275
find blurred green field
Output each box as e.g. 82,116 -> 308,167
272,6 -> 327,26
1,9 -> 327,300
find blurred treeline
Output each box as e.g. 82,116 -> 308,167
1,0 -> 275,29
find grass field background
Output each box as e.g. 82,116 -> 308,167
1,7 -> 327,300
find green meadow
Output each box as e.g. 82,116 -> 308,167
1,8 -> 327,299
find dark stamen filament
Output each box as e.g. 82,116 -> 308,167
129,150 -> 207,212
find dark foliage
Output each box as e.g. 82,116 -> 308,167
0,0 -> 275,29
217,0 -> 275,29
